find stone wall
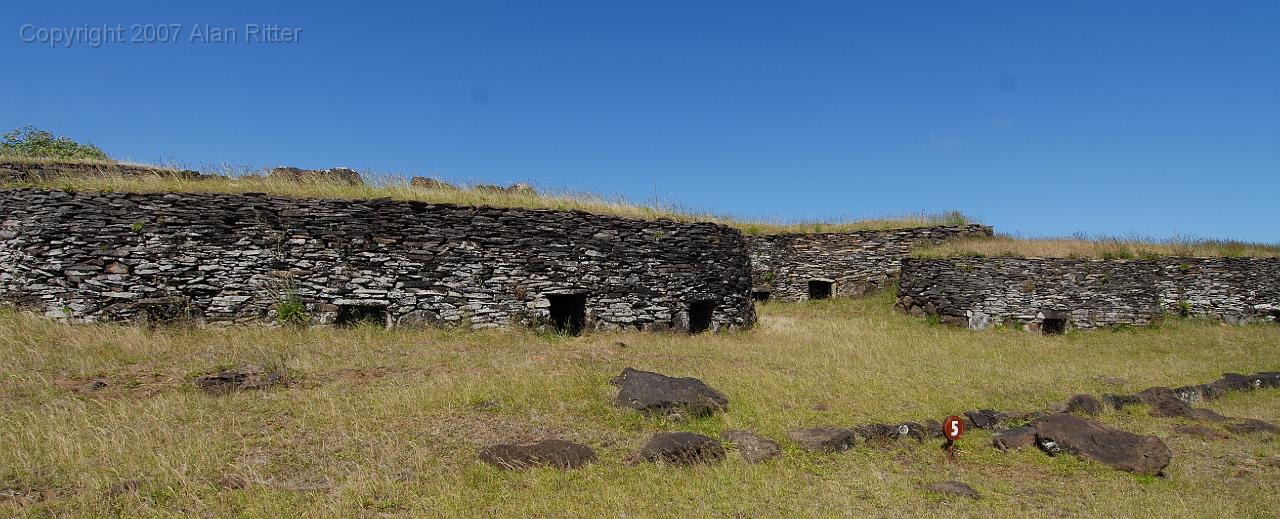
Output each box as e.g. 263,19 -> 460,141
0,188 -> 755,332
746,225 -> 992,301
897,257 -> 1280,331
0,160 -> 205,182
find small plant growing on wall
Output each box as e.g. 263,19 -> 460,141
131,221 -> 145,233
262,278 -> 310,327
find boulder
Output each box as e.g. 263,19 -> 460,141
629,432 -> 725,465
1103,394 -> 1141,411
855,423 -> 926,445
611,368 -> 728,417
478,439 -> 596,470
268,166 -> 363,185
1224,419 -> 1280,436
1065,394 -> 1104,416
964,409 -> 1007,430
409,176 -> 458,190
193,365 -> 284,394
922,481 -> 980,499
1032,413 -> 1172,476
720,430 -> 782,463
992,426 -> 1037,451
786,427 -> 856,452
1138,387 -> 1194,418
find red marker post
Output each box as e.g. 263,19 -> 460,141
942,415 -> 965,462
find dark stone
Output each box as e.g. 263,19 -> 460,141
193,366 -> 284,394
79,378 -> 108,392
922,481 -> 980,499
721,430 -> 782,463
1254,372 -> 1280,388
1032,413 -> 1172,475
1065,394 -> 1104,416
630,432 -> 725,465
1103,394 -> 1141,411
1171,425 -> 1230,441
1137,387 -> 1194,418
409,177 -> 458,190
478,439 -> 597,470
1208,373 -> 1260,393
963,409 -> 1007,430
992,426 -> 1038,451
1224,419 -> 1280,436
855,423 -> 924,445
268,166 -> 363,185
611,368 -> 728,417
786,427 -> 856,452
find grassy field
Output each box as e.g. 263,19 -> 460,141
0,156 -> 965,235
1,290 -> 1277,517
913,235 -> 1280,259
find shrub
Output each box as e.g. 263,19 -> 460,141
1,126 -> 109,160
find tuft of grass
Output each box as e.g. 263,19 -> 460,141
0,157 -> 970,235
0,290 -> 1277,516
913,235 -> 1280,259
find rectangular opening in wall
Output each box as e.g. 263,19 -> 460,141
336,305 -> 387,328
808,279 -> 833,300
688,301 -> 715,334
1041,310 -> 1069,335
547,293 -> 587,335
751,290 -> 771,303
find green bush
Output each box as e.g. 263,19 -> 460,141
1,126 -> 109,160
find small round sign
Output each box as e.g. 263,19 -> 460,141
943,415 -> 965,441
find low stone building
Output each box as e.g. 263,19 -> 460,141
897,257 -> 1280,331
0,188 -> 755,333
746,225 -> 992,302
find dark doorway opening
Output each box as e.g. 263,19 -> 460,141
688,301 -> 715,334
808,280 -> 833,300
1041,310 -> 1069,335
337,305 -> 387,328
751,290 -> 771,303
548,293 -> 587,335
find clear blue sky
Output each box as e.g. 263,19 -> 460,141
4,1 -> 1277,242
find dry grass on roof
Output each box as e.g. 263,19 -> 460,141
912,235 -> 1280,259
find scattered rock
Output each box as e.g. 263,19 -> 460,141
1032,413 -> 1172,475
104,479 -> 141,498
1172,384 -> 1220,404
1171,425 -> 1230,441
922,481 -> 980,499
786,427 -> 856,452
1103,394 -> 1141,411
611,368 -> 728,417
721,430 -> 782,463
1224,419 -> 1280,436
1183,408 -> 1229,422
268,166 -> 363,185
963,409 -> 1007,430
1138,387 -> 1194,418
855,423 -> 925,445
193,365 -> 284,394
629,432 -> 724,465
78,378 -> 108,392
478,439 -> 597,470
409,176 -> 457,190
992,426 -> 1038,451
1065,394 -> 1103,416
1208,373 -> 1262,393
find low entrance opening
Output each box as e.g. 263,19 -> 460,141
548,293 -> 587,335
688,301 -> 715,334
1041,310 -> 1069,335
751,290 -> 771,303
336,305 -> 387,328
808,279 -> 833,300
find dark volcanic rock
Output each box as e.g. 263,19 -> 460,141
1138,387 -> 1194,418
630,432 -> 725,465
963,409 -> 1007,430
1171,425 -> 1230,441
855,423 -> 926,445
992,426 -> 1038,451
193,366 -> 283,394
1065,394 -> 1104,416
721,430 -> 782,463
1032,413 -> 1172,476
1103,394 -> 1142,411
478,439 -> 596,470
268,166 -> 363,185
786,427 -> 856,452
611,368 -> 728,417
922,480 -> 980,499
1224,419 -> 1280,436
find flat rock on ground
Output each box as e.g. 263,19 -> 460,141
786,427 -> 856,452
1138,387 -> 1228,421
1065,394 -> 1104,416
629,432 -> 725,465
1171,425 -> 1230,441
611,368 -> 728,417
1225,419 -> 1280,436
721,430 -> 782,463
922,481 -> 980,499
478,439 -> 596,470
993,426 -> 1038,451
964,409 -> 1007,430
193,366 -> 284,394
1032,413 -> 1172,476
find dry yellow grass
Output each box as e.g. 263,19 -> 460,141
1,291 -> 1277,517
0,156 -> 964,235
914,235 -> 1280,259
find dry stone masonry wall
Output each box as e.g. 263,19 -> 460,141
746,225 -> 992,302
0,188 -> 755,332
897,257 -> 1280,331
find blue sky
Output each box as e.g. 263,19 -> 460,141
4,1 -> 1277,242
